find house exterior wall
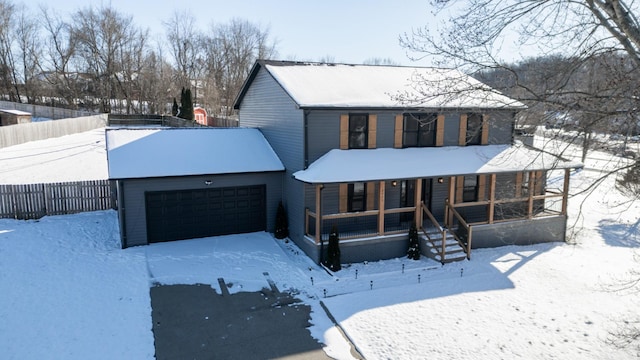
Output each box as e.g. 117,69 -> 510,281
233,63 -> 564,265
306,111 -> 340,164
119,172 -> 283,247
237,67 -> 307,252
487,110 -> 515,144
443,113 -> 460,146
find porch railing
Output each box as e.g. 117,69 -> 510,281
445,199 -> 473,260
420,201 -> 448,260
305,206 -> 415,242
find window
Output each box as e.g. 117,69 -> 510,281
403,113 -> 437,147
400,180 -> 415,207
348,182 -> 366,212
463,175 -> 478,202
466,113 -> 483,145
349,114 -> 368,149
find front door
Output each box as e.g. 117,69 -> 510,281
400,179 -> 432,222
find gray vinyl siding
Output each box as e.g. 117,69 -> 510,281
306,110 -> 399,163
120,172 -> 283,247
306,111 -> 339,163
443,113 -> 460,146
236,67 -> 306,247
430,177 -> 450,221
238,68 -> 304,171
487,110 -> 515,145
376,113 -> 396,148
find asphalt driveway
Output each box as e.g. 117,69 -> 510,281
150,282 -> 334,360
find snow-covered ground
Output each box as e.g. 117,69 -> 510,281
0,129 -> 639,359
0,127 -> 107,184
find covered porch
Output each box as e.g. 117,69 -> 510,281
294,145 -> 583,264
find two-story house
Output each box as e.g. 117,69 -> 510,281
234,60 -> 582,264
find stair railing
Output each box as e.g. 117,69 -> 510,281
421,201 -> 448,261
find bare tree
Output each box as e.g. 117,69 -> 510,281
137,45 -> 174,115
15,4 -> 40,104
164,10 -> 200,102
199,18 -> 277,117
401,0 -> 640,171
0,0 -> 20,102
401,0 -> 640,351
71,5 -> 137,113
39,5 -> 82,108
112,23 -> 149,114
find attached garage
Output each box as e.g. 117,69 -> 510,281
145,185 -> 267,243
106,128 -> 284,248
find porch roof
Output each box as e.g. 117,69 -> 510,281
293,144 -> 583,184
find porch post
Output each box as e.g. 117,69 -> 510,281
378,181 -> 385,235
315,184 -> 322,244
446,176 -> 456,227
414,178 -> 423,227
561,168 -> 570,215
488,174 -> 496,224
527,171 -> 534,219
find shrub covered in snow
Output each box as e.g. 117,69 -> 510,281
407,223 -> 420,260
274,201 -> 289,240
325,225 -> 341,271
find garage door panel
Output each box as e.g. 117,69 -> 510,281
146,185 -> 266,243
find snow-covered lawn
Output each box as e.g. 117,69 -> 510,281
0,127 -> 107,184
0,129 -> 639,359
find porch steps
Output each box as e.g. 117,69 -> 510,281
421,227 -> 468,264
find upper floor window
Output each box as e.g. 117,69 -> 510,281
466,113 -> 483,145
463,175 -> 478,202
349,114 -> 368,149
348,182 -> 366,212
403,113 -> 437,147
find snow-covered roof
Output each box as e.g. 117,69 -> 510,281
0,109 -> 31,116
235,60 -> 526,110
106,127 -> 284,179
293,144 -> 582,184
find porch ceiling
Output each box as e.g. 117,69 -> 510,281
293,144 -> 583,184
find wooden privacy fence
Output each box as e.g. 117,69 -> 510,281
0,180 -> 117,220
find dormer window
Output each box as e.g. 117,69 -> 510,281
349,114 -> 368,149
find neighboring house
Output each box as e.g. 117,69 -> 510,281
234,60 -> 582,264
194,106 -> 208,126
0,109 -> 31,126
106,127 -> 284,247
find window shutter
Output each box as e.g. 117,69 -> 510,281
394,114 -> 403,148
368,115 -> 377,149
455,176 -> 464,203
340,114 -> 349,150
366,182 -> 376,210
459,114 -> 467,146
515,172 -> 523,197
477,175 -> 486,201
339,184 -> 348,212
535,171 -> 544,195
481,114 -> 490,145
436,114 -> 445,146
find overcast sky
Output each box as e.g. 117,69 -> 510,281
22,0 -> 453,66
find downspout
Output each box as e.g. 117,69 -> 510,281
304,110 -> 310,169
